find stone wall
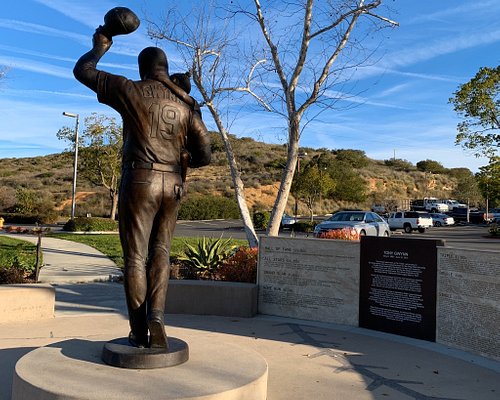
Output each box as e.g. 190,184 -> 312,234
257,236 -> 500,361
258,236 -> 359,326
436,248 -> 500,360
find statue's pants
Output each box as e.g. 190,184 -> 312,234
119,167 -> 181,336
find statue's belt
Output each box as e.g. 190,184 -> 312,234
124,161 -> 181,173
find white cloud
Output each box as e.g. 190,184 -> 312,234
0,55 -> 73,79
0,18 -> 87,43
33,0 -> 108,28
386,29 -> 500,70
408,0 -> 500,24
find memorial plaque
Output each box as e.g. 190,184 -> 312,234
437,248 -> 500,361
359,236 -> 440,341
258,236 -> 359,326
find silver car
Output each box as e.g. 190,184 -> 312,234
314,211 -> 391,237
429,213 -> 455,227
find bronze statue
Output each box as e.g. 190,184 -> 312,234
73,8 -> 211,349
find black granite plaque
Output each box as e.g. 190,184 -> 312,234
359,236 -> 441,341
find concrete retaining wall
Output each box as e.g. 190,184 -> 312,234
166,280 -> 258,318
257,236 -> 500,362
0,284 -> 55,323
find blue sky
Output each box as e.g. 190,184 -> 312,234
0,0 -> 499,172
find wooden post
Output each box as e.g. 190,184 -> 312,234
35,231 -> 42,282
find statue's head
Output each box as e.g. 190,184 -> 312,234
170,72 -> 191,94
138,47 -> 168,80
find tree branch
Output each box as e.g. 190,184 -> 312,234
253,0 -> 290,104
289,0 -> 314,100
364,11 -> 399,26
214,59 -> 272,111
309,0 -> 381,40
298,1 -> 365,117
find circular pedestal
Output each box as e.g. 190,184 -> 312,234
12,336 -> 268,400
102,337 -> 189,369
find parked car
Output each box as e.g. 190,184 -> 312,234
446,207 -> 493,224
429,213 -> 455,227
313,211 -> 390,237
489,208 -> 500,220
410,198 -> 448,213
281,213 -> 298,227
441,199 -> 467,210
387,211 -> 433,233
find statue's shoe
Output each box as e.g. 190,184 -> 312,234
148,310 -> 168,349
128,331 -> 149,348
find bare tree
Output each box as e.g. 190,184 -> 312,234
147,1 -> 397,240
226,0 -> 398,235
147,4 -> 268,247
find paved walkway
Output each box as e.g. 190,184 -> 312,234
0,232 -> 122,283
0,235 -> 499,399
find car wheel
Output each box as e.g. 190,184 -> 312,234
418,227 -> 426,233
383,231 -> 390,237
434,221 -> 442,227
359,230 -> 366,236
404,224 -> 412,233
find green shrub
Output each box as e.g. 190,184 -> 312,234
63,217 -> 118,232
177,236 -> 238,279
0,267 -> 28,284
489,221 -> 500,237
294,220 -> 318,232
178,195 -> 240,220
0,236 -> 38,280
253,211 -> 270,230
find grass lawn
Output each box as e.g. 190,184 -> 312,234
0,236 -> 38,272
49,233 -> 247,268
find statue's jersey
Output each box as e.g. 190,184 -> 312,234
96,72 -> 209,167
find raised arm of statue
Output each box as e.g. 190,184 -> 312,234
73,30 -> 113,92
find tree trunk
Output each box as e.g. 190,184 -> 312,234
110,189 -> 118,220
207,104 -> 259,248
267,120 -> 300,236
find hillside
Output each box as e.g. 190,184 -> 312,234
0,133 -> 467,219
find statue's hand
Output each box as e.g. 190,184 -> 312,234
92,27 -> 113,51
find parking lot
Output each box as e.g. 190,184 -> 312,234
175,219 -> 499,252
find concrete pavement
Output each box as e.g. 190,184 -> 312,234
0,233 -> 122,283
0,235 -> 499,399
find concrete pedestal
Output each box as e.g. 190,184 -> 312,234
102,337 -> 189,369
12,336 -> 268,400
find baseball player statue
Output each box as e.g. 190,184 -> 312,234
73,7 -> 211,350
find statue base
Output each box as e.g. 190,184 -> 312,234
12,335 -> 268,400
102,337 -> 189,369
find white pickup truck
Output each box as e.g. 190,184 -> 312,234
410,198 -> 448,213
387,211 -> 433,233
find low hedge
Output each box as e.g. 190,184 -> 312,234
178,195 -> 240,220
294,220 -> 318,232
0,212 -> 57,225
63,217 -> 119,232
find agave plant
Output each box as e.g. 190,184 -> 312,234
177,236 -> 238,279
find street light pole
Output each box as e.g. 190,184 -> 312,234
63,112 -> 80,220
